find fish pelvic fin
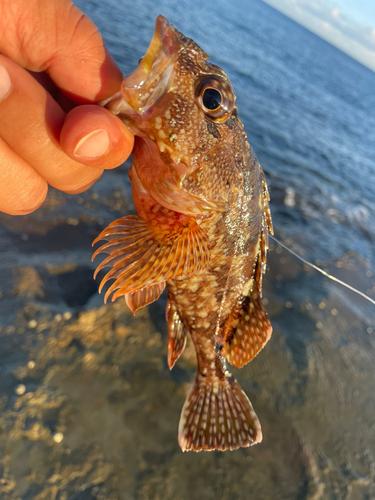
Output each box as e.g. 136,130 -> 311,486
178,374 -> 262,452
92,214 -> 210,303
125,282 -> 166,314
223,290 -> 272,368
166,301 -> 187,369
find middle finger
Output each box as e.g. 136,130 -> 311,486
0,54 -> 103,194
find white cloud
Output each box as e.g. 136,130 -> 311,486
331,7 -> 340,19
262,0 -> 375,71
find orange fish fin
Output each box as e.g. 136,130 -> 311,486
148,177 -> 227,215
125,282 -> 166,314
178,375 -> 262,451
223,290 -> 272,368
258,172 -> 273,291
92,214 -> 210,303
261,173 -> 273,236
166,301 -> 187,369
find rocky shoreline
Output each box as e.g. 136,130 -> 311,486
0,162 -> 374,499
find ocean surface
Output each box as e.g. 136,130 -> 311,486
0,0 -> 374,498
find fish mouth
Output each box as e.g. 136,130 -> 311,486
102,15 -> 179,123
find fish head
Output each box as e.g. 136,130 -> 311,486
103,15 -> 239,214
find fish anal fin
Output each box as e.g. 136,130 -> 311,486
92,214 -> 210,302
178,375 -> 262,452
125,282 -> 166,314
166,301 -> 187,369
223,291 -> 272,368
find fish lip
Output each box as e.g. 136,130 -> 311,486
102,15 -> 178,121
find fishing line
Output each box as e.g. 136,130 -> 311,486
269,235 -> 375,307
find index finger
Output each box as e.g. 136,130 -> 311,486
0,0 -> 122,102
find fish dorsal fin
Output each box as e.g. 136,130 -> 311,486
223,288 -> 272,368
178,374 -> 262,451
166,301 -> 187,369
258,173 -> 273,293
92,214 -> 210,303
222,173 -> 273,369
261,174 -> 273,237
125,282 -> 166,314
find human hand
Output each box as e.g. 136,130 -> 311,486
0,0 -> 134,215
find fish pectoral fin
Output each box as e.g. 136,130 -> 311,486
92,214 -> 210,303
125,282 -> 166,314
223,291 -> 272,368
178,375 -> 262,452
166,301 -> 187,369
148,177 -> 227,215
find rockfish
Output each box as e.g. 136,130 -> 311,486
93,15 -> 273,452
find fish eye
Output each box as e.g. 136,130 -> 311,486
196,76 -> 235,123
202,88 -> 222,111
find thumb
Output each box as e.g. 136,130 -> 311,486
60,105 -> 134,169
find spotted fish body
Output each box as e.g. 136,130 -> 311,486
93,16 -> 273,451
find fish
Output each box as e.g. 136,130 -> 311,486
92,15 -> 273,452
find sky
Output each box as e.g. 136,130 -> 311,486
262,0 -> 375,72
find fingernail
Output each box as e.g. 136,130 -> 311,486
74,129 -> 110,158
0,64 -> 12,102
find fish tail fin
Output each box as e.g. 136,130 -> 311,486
178,375 -> 262,452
